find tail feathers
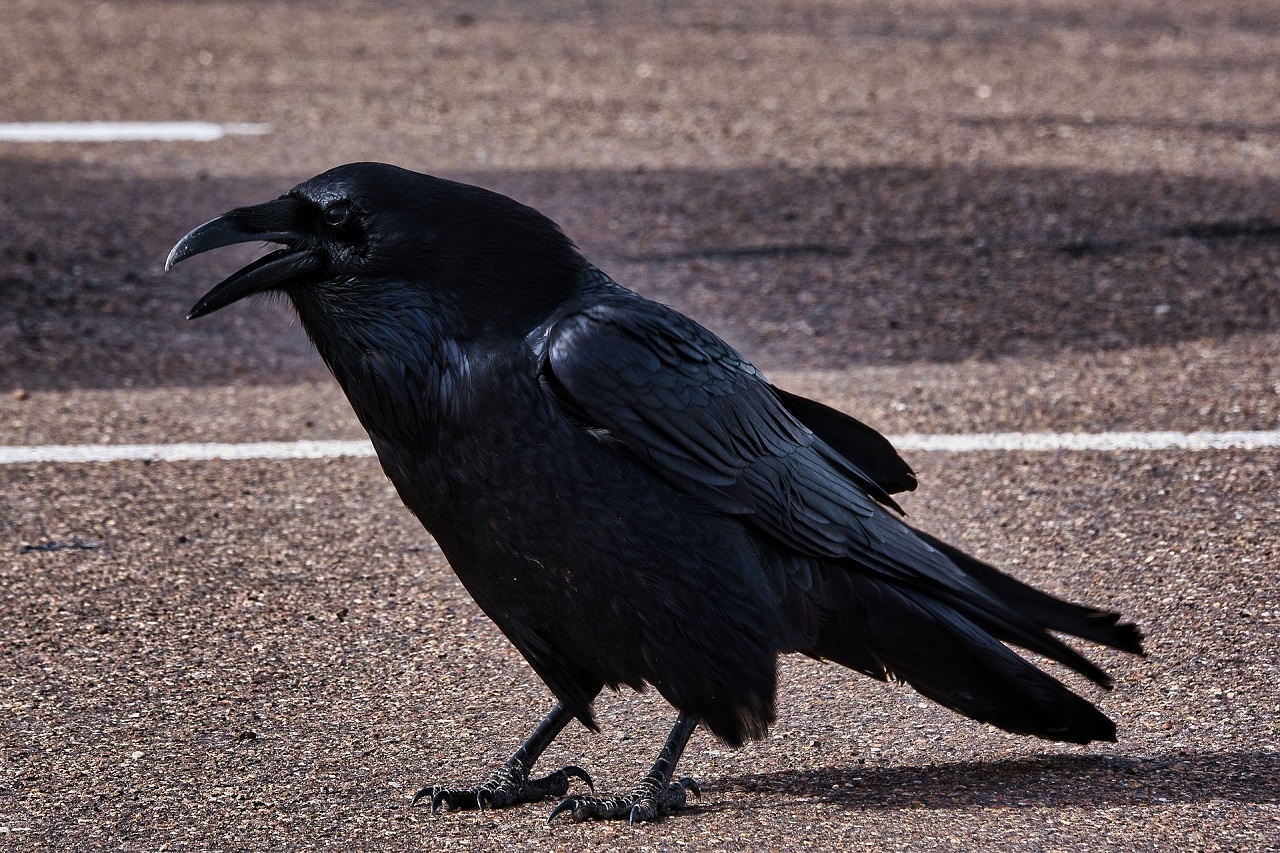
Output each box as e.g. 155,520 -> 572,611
945,595 -> 1119,689
804,569 -> 1122,744
911,528 -> 1145,658
879,590 -> 1118,743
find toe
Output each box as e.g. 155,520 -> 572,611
547,795 -> 582,823
562,765 -> 595,791
410,786 -> 433,809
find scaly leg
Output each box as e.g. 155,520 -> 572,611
414,701 -> 592,813
547,713 -> 700,824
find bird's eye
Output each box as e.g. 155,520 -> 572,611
323,203 -> 351,226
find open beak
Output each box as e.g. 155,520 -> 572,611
165,196 -> 324,319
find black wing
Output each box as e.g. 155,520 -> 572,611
542,290 -> 1141,693
774,386 -> 917,496
543,293 -> 1017,616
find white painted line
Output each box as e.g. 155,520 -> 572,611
2,431 -> 1279,466
889,430 -> 1280,452
0,121 -> 272,142
0,440 -> 375,465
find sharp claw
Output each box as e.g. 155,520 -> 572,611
563,764 -> 594,791
426,764 -> 689,824
547,797 -> 578,824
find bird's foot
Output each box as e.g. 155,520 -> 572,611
414,761 -> 593,814
547,772 -> 700,824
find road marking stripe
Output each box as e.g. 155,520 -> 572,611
888,430 -> 1280,452
0,121 -> 271,142
0,440 -> 375,465
1,431 -> 1278,465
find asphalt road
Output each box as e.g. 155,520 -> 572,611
2,1 -> 1279,850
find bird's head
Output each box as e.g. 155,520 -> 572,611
167,162 -> 586,334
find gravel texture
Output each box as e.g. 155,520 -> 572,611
1,0 -> 1278,849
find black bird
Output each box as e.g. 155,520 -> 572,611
167,162 -> 1143,824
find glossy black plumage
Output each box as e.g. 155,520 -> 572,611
168,162 -> 1143,822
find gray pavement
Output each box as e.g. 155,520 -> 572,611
2,1 -> 1278,849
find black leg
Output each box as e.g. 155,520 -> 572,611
547,713 -> 701,824
414,701 -> 593,813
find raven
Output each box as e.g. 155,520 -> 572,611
167,162 -> 1143,824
